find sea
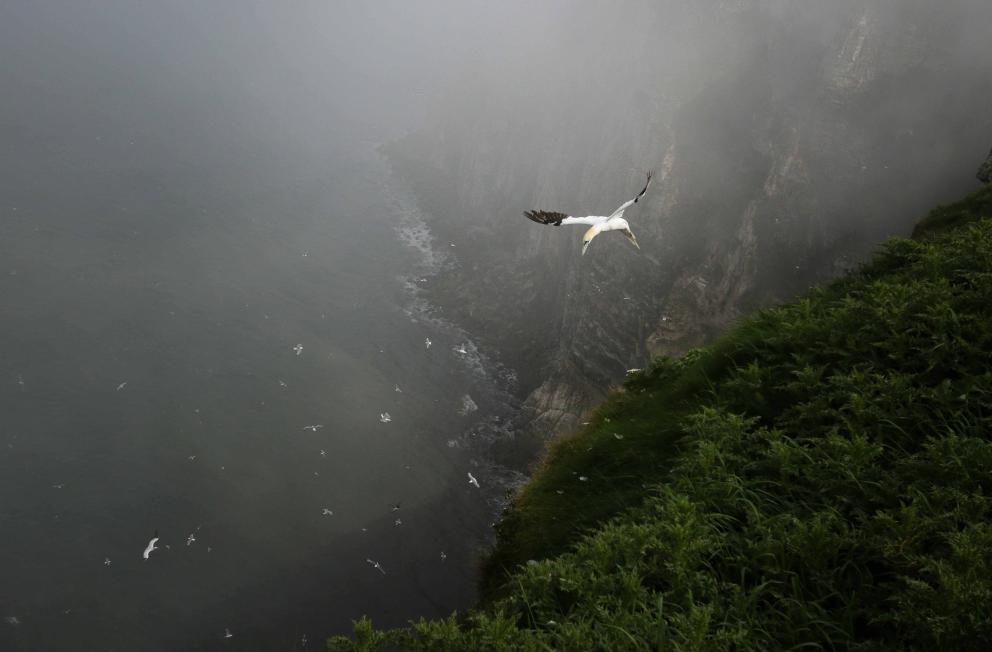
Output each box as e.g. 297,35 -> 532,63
0,4 -> 521,649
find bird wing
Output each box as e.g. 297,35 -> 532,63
523,210 -> 602,226
608,171 -> 654,219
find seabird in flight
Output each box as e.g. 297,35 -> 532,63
524,171 -> 653,255
467,472 -> 480,488
142,532 -> 160,560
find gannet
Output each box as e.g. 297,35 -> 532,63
424,337 -> 432,349
116,381 -> 128,391
293,344 -> 303,356
379,412 -> 392,423
223,628 -> 233,639
467,472 -> 480,488
524,171 -> 653,255
366,558 -> 386,575
302,424 -> 323,432
142,533 -> 159,560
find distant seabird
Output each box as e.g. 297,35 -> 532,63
379,412 -> 392,423
319,449 -> 327,457
440,551 -> 447,561
467,472 -> 480,488
116,381 -> 128,391
223,628 -> 233,639
302,424 -> 323,432
424,337 -> 432,349
142,533 -> 159,560
524,171 -> 654,255
104,557 -> 112,566
454,344 -> 468,355
394,518 -> 402,526
391,503 -> 401,511
365,558 -> 386,575
186,533 -> 196,546
322,508 -> 334,516
394,384 -> 402,393
293,344 -> 303,356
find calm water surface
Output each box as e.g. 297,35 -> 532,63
0,5 -> 517,648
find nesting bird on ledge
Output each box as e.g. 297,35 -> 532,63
524,171 -> 653,255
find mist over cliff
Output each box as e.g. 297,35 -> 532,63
385,0 -> 992,446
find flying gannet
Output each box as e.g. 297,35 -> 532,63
524,171 -> 654,255
142,533 -> 159,560
467,472 -> 480,488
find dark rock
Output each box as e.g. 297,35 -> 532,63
979,148 -> 992,184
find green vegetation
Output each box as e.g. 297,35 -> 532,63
329,184 -> 992,650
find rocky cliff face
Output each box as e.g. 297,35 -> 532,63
980,148 -> 992,183
386,0 -> 992,454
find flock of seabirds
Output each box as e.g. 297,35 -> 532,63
122,335 -> 485,641
18,171 -> 657,642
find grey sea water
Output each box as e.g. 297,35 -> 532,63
0,4 -> 520,649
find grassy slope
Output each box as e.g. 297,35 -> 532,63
329,185 -> 992,650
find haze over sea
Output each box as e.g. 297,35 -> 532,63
0,2 -> 525,649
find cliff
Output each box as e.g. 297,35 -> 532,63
329,181 -> 992,651
384,0 -> 992,454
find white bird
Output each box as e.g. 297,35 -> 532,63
322,508 -> 334,516
319,449 -> 327,457
142,533 -> 159,560
116,381 -> 128,391
302,424 -> 323,432
293,344 -> 303,356
467,472 -> 480,488
104,557 -> 112,566
394,384 -> 402,393
523,171 -> 653,255
424,337 -> 432,349
454,344 -> 468,355
223,628 -> 233,639
365,558 -> 386,575
379,412 -> 392,423
186,533 -> 196,546
440,551 -> 447,561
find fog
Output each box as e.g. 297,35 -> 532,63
1,1 -> 990,649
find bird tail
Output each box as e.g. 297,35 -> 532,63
523,210 -> 568,226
